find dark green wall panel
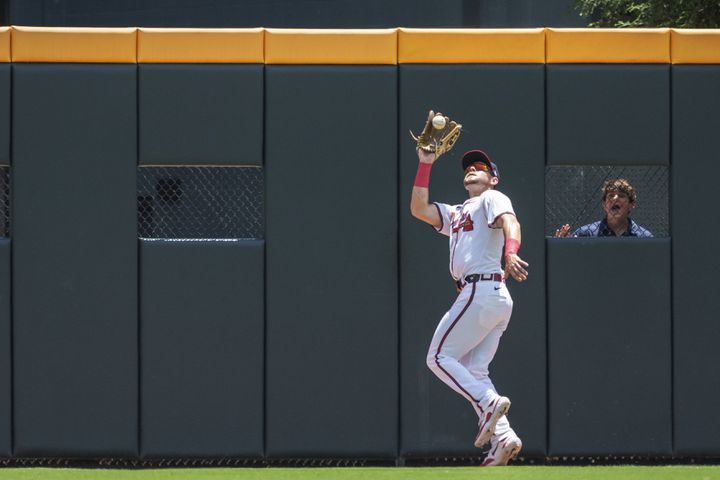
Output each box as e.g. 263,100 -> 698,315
0,239 -> 9,456
672,65 -> 720,455
12,65 -> 137,456
140,240 -> 264,457
265,66 -> 397,457
139,65 -> 263,166
547,65 -> 670,165
0,66 -> 9,165
399,64 -> 546,457
547,238 -> 671,456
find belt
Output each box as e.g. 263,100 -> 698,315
455,273 -> 503,291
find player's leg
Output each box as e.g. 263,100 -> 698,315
474,331 -> 523,464
465,321 -> 513,441
425,283 -> 505,412
465,321 -> 510,419
463,283 -> 514,446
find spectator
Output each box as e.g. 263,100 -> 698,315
555,178 -> 653,238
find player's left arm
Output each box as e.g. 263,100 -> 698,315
495,214 -> 529,282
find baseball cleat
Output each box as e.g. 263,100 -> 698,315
480,433 -> 522,467
474,396 -> 511,448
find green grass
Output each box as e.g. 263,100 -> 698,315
0,466 -> 719,480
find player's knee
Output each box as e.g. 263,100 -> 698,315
426,350 -> 439,372
427,349 -> 454,373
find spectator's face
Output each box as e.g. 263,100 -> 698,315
603,191 -> 634,221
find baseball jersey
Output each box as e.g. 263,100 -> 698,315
433,189 -> 515,281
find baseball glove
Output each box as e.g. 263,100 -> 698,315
410,110 -> 462,158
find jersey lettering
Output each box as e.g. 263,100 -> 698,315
452,212 -> 474,233
436,191 -> 515,280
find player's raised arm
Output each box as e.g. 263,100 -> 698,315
409,108 -> 463,230
495,214 -> 529,282
410,147 -> 442,229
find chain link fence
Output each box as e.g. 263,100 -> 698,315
545,166 -> 669,237
3,164 -> 670,240
0,166 -> 8,237
137,166 -> 264,240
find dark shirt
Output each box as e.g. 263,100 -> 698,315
572,218 -> 653,238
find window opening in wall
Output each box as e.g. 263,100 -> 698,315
137,166 -> 263,240
545,165 -> 669,237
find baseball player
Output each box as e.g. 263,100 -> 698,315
410,137 -> 528,466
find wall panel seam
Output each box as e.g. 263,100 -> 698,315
8,61 -> 13,457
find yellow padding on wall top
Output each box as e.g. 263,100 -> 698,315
671,29 -> 720,64
546,28 -> 670,63
0,28 -> 10,62
7,27 -> 720,64
264,29 -> 397,64
398,28 -> 545,63
12,26 -> 137,63
138,28 -> 264,63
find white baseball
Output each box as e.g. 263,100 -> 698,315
432,115 -> 446,130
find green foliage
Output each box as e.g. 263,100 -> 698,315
574,0 -> 720,27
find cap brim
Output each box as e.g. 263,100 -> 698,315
461,150 -> 498,178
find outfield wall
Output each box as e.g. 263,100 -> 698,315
0,26 -> 718,460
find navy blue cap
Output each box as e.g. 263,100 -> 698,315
461,150 -> 499,178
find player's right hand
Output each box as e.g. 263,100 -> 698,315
554,224 -> 571,237
416,144 -> 437,164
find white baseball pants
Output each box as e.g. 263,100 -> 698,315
426,279 -> 514,436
